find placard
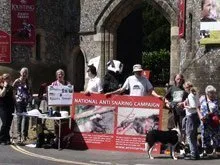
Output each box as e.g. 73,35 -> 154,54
11,0 -> 36,45
47,85 -> 74,106
0,30 -> 11,63
71,93 -> 163,153
200,0 -> 220,44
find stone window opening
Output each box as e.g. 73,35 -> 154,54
189,13 -> 193,51
36,34 -> 41,61
31,30 -> 46,63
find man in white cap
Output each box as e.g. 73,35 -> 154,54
105,64 -> 162,97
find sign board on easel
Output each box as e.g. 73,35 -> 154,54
47,85 -> 74,106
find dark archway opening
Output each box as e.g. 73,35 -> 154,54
116,3 -> 170,86
117,8 -> 143,80
74,51 -> 85,92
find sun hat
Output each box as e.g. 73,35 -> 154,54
133,64 -> 143,72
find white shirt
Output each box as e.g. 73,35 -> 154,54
185,93 -> 199,115
122,75 -> 153,96
86,76 -> 103,93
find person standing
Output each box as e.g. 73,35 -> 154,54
50,69 -> 72,148
182,82 -> 200,160
198,85 -> 220,158
165,74 -> 188,131
51,69 -> 70,86
84,65 -> 103,94
13,67 -> 32,143
0,74 -> 15,145
105,64 -> 162,98
50,69 -> 71,112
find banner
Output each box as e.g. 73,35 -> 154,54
47,85 -> 74,106
178,0 -> 186,38
0,30 -> 11,63
71,93 -> 163,153
200,0 -> 220,44
11,0 -> 36,45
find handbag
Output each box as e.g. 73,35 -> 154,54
205,95 -> 220,128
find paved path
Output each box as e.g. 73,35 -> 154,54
10,144 -> 220,165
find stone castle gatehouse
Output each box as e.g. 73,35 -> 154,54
0,0 -> 220,95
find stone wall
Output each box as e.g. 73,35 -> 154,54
181,0 -> 220,96
79,0 -> 178,82
0,0 -> 80,92
36,0 -> 65,64
30,0 -> 80,91
0,0 -> 10,32
80,0 -> 110,33
79,0 -> 220,96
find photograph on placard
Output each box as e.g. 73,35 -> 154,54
74,105 -> 115,134
116,107 -> 159,135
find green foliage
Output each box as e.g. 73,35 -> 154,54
142,49 -> 170,86
141,2 -> 170,86
142,2 -> 170,52
154,87 -> 166,96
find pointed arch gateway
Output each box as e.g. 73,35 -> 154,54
93,0 -> 179,81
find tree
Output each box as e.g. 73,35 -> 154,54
142,2 -> 170,52
142,2 -> 170,86
142,49 -> 170,86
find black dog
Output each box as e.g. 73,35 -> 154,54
145,129 -> 182,160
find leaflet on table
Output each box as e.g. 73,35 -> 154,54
47,85 -> 74,106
